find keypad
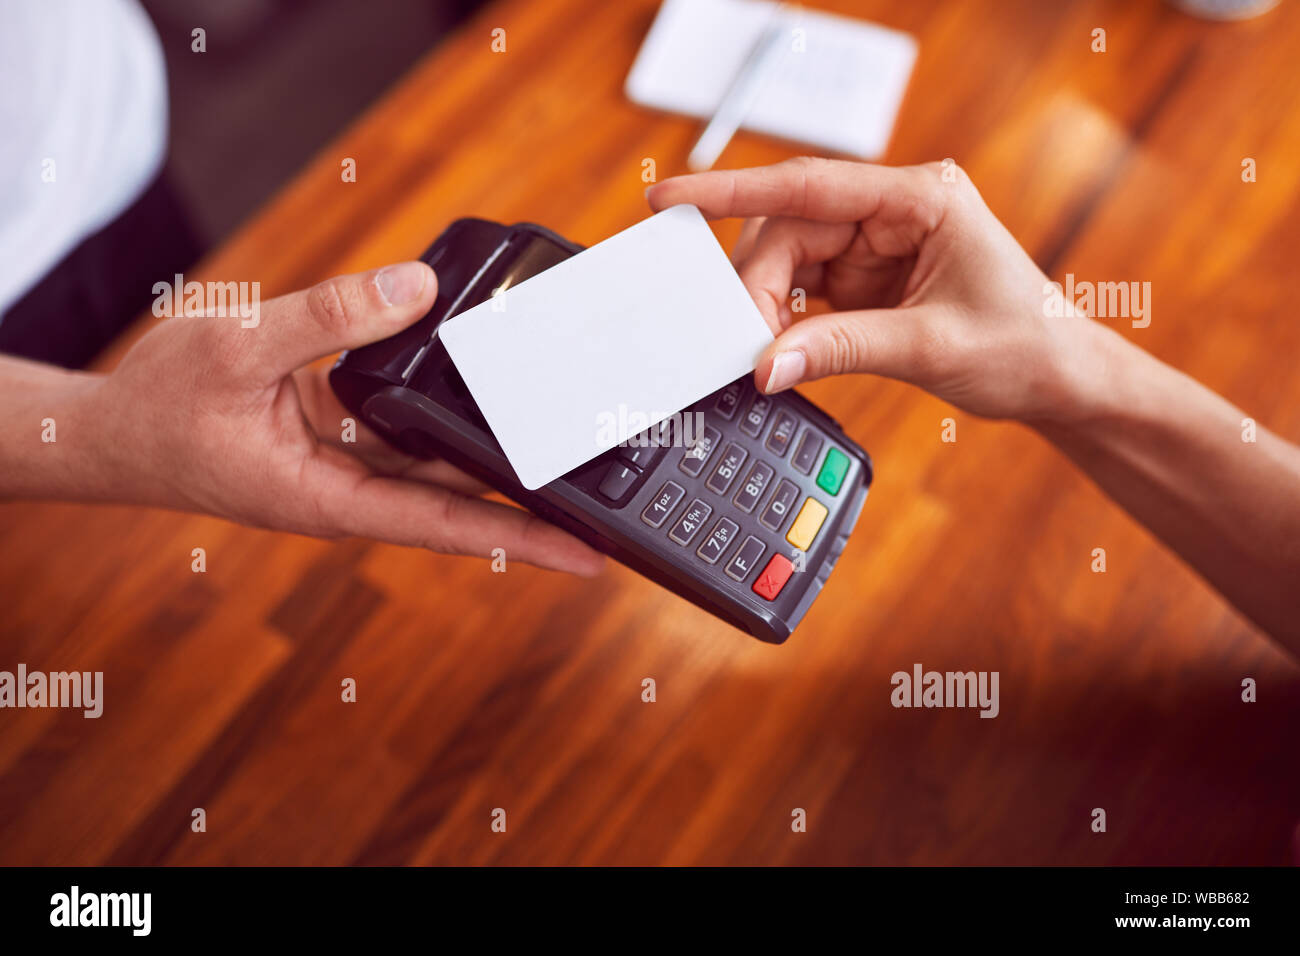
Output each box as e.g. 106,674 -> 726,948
609,376 -> 860,616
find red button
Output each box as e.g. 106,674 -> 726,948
752,554 -> 794,601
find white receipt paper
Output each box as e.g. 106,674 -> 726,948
625,0 -> 918,160
439,205 -> 774,490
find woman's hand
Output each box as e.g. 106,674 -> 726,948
652,157 -> 1300,650
648,156 -> 1110,423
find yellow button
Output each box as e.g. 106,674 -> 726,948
785,497 -> 828,552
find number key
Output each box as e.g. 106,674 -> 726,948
696,517 -> 740,565
679,425 -> 721,477
759,478 -> 800,531
739,394 -> 772,438
732,461 -> 774,513
713,382 -> 743,420
705,442 -> 748,495
641,480 -> 685,528
765,411 -> 797,457
669,498 -> 713,546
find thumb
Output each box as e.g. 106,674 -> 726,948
244,261 -> 437,382
753,307 -> 934,394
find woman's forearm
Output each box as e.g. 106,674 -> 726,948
1036,324 -> 1300,651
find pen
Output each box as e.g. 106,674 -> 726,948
687,3 -> 789,172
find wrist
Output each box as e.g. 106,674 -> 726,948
0,358 -> 109,501
75,371 -> 202,513
1031,318 -> 1138,432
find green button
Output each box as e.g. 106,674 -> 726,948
816,447 -> 850,495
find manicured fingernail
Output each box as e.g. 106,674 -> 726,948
375,262 -> 427,306
764,350 -> 806,393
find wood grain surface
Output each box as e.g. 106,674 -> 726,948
2,0 -> 1298,865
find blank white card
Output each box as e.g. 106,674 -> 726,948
438,205 -> 774,490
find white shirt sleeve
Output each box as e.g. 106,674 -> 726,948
0,0 -> 168,316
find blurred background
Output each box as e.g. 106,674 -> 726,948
138,0 -> 480,246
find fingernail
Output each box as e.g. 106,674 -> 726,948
764,350 -> 806,393
375,262 -> 427,306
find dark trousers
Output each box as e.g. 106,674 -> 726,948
0,170 -> 202,369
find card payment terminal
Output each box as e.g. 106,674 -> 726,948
329,219 -> 873,643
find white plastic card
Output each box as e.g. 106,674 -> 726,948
438,205 -> 774,490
